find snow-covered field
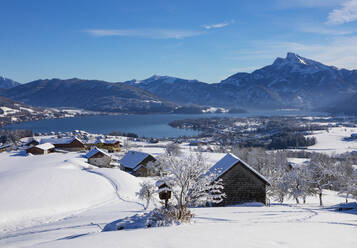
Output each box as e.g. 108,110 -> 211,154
306,127 -> 357,154
0,147 -> 356,248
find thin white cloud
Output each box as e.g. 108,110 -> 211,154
84,28 -> 205,39
297,24 -> 354,35
327,0 -> 357,25
202,20 -> 234,30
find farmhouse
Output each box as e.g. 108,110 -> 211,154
41,137 -> 85,151
209,153 -> 270,206
119,151 -> 156,177
86,147 -> 112,168
26,143 -> 55,155
85,138 -> 121,152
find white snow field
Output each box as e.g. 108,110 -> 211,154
306,126 -> 357,154
0,150 -> 356,248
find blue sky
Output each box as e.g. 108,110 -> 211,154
1,0 -> 357,83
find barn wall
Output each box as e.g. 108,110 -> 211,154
54,140 -> 85,151
26,147 -> 44,155
88,155 -> 112,167
217,162 -> 267,206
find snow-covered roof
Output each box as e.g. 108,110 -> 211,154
209,153 -> 270,185
35,143 -> 55,150
85,147 -> 110,158
84,138 -> 120,145
40,137 -> 83,145
119,151 -> 153,169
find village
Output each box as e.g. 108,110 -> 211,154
1,118 -> 357,247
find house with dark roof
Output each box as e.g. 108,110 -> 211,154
209,153 -> 270,206
119,151 -> 156,177
86,147 -> 112,167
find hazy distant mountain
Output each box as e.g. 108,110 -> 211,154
326,93 -> 357,115
0,76 -> 20,89
130,53 -> 357,110
125,75 -> 233,106
220,52 -> 357,109
2,53 -> 357,114
1,78 -> 177,113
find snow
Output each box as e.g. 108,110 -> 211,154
1,140 -> 357,248
287,158 -> 310,169
85,147 -> 110,158
0,151 -> 142,233
40,137 -> 81,145
119,151 -> 152,169
34,143 -> 55,150
209,153 -> 270,184
19,107 -> 34,113
305,127 -> 357,154
0,107 -> 20,117
5,190 -> 355,248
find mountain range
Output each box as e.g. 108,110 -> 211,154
1,52 -> 357,114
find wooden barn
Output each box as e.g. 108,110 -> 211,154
119,151 -> 156,177
209,153 -> 270,206
86,147 -> 112,168
86,138 -> 120,153
41,137 -> 85,151
26,143 -> 55,155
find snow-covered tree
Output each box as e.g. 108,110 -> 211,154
157,152 -> 225,221
310,153 -> 337,206
165,143 -> 181,157
336,161 -> 357,203
136,181 -> 156,209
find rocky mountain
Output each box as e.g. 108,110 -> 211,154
2,53 -> 357,113
220,52 -> 357,109
0,76 -> 20,89
130,53 -> 357,110
1,78 -> 178,113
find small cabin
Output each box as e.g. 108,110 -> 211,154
209,153 -> 270,206
86,147 -> 112,168
119,151 -> 156,177
26,143 -> 55,155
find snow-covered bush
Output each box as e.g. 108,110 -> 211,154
136,181 -> 156,209
147,206 -> 193,227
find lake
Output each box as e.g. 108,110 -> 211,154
3,110 -> 323,138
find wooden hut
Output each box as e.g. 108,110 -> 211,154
119,151 -> 156,177
209,153 -> 270,206
26,143 -> 55,155
86,147 -> 112,168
